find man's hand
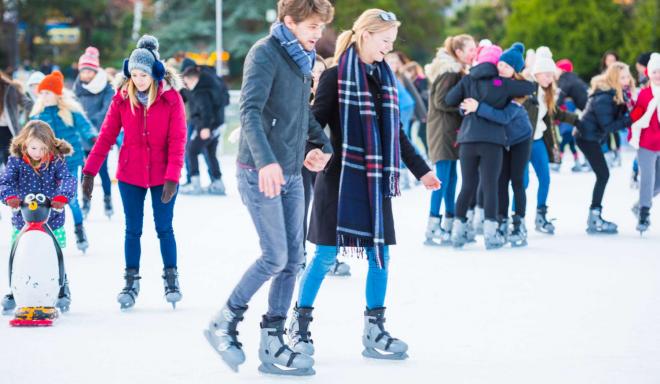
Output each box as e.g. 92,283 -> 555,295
200,128 -> 211,140
259,163 -> 285,198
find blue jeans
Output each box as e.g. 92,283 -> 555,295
66,164 -> 84,225
429,160 -> 458,217
524,139 -> 551,208
99,158 -> 112,196
298,245 -> 389,309
118,181 -> 178,270
227,168 -> 305,318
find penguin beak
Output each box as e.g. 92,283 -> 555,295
28,201 -> 38,211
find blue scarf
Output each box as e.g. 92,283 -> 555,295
271,22 -> 315,75
137,91 -> 149,106
336,44 -> 400,269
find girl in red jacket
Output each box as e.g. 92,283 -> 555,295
82,35 -> 187,310
630,52 -> 660,233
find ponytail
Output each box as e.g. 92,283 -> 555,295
333,30 -> 356,64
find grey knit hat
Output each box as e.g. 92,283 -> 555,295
127,35 -> 161,78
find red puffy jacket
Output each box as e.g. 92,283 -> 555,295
630,86 -> 660,151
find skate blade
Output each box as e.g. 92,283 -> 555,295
423,238 -> 443,247
362,348 -> 409,360
586,229 -> 618,235
10,319 -> 53,327
203,330 -> 242,373
258,363 -> 315,376
328,271 -> 351,277
510,240 -> 528,248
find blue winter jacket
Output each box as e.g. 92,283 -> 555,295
0,155 -> 77,230
475,100 -> 533,147
31,106 -> 97,168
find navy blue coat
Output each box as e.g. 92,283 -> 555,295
578,89 -> 631,143
475,101 -> 532,147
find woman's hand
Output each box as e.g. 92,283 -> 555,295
82,174 -> 95,200
161,181 -> 178,204
420,171 -> 441,191
460,98 -> 479,114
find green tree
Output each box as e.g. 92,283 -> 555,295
446,2 -> 510,44
619,0 -> 660,66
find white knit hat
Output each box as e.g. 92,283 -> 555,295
648,52 -> 660,74
532,46 -> 555,75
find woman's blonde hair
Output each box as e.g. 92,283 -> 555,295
10,120 -> 73,160
590,61 -> 634,105
30,90 -> 85,126
333,9 -> 401,64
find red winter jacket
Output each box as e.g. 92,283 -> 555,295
630,87 -> 660,151
83,72 -> 187,188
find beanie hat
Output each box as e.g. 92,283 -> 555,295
499,42 -> 525,73
476,44 -> 503,66
26,71 -> 45,88
637,52 -> 652,67
180,58 -> 197,75
126,35 -> 165,80
648,53 -> 660,74
37,70 -> 65,96
532,46 -> 555,75
78,46 -> 100,71
556,59 -> 574,73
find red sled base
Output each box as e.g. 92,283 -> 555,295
10,318 -> 53,327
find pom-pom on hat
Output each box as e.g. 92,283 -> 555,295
125,35 -> 165,81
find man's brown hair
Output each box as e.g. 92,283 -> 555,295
277,0 -> 334,23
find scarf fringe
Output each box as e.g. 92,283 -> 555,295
337,233 -> 387,269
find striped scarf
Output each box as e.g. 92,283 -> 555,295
270,22 -> 315,75
336,44 -> 400,269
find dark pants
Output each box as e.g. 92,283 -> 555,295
187,135 -> 222,180
0,126 -> 12,166
118,181 -> 178,270
83,150 -> 112,196
499,140 -> 532,218
456,142 -> 503,221
577,138 -> 609,209
559,131 -> 577,156
302,167 -> 316,246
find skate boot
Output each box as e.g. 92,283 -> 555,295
550,162 -> 561,172
287,304 -> 314,356
465,209 -> 477,242
632,201 -> 640,217
497,217 -> 510,244
586,207 -> 618,235
162,267 -> 182,309
473,207 -> 485,235
117,268 -> 140,310
82,197 -> 91,218
451,218 -> 469,248
327,260 -> 351,276
75,224 -> 89,253
103,195 -> 114,218
483,219 -> 506,250
630,170 -> 640,189
10,306 -> 58,327
440,215 -> 454,246
56,275 -> 71,313
362,307 -> 409,360
258,316 -> 315,376
637,207 -> 650,235
424,216 -> 444,246
180,175 -> 203,195
1,293 -> 15,315
207,178 -> 227,196
535,206 -> 555,235
204,304 -> 247,372
571,162 -> 583,173
509,215 -> 528,247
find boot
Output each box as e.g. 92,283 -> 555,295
103,195 -> 114,218
82,197 -> 91,218
258,316 -> 314,376
440,215 -> 454,246
287,304 -> 314,356
451,218 -> 469,248
1,293 -> 15,315
207,178 -> 227,196
162,267 -> 182,309
327,260 -> 351,276
509,215 -> 528,247
117,268 -> 140,310
204,304 -> 247,372
362,307 -> 408,360
637,206 -> 651,235
497,217 -> 510,244
424,216 -> 443,246
465,209 -> 477,242
483,219 -> 506,250
75,224 -> 89,252
586,206 -> 618,234
535,206 -> 555,235
630,170 -> 640,189
632,201 -> 640,217
56,275 -> 71,313
180,175 -> 203,195
473,207 -> 485,235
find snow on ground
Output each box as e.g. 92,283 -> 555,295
1,150 -> 659,384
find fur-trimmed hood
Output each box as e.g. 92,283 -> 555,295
425,49 -> 464,83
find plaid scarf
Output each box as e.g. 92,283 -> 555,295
336,44 -> 400,269
270,22 -> 315,75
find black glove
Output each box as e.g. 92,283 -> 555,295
161,181 -> 178,204
82,174 -> 95,200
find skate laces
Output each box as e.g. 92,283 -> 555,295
268,329 -> 300,367
370,316 -> 398,350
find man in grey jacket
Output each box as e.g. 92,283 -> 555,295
205,0 -> 334,376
